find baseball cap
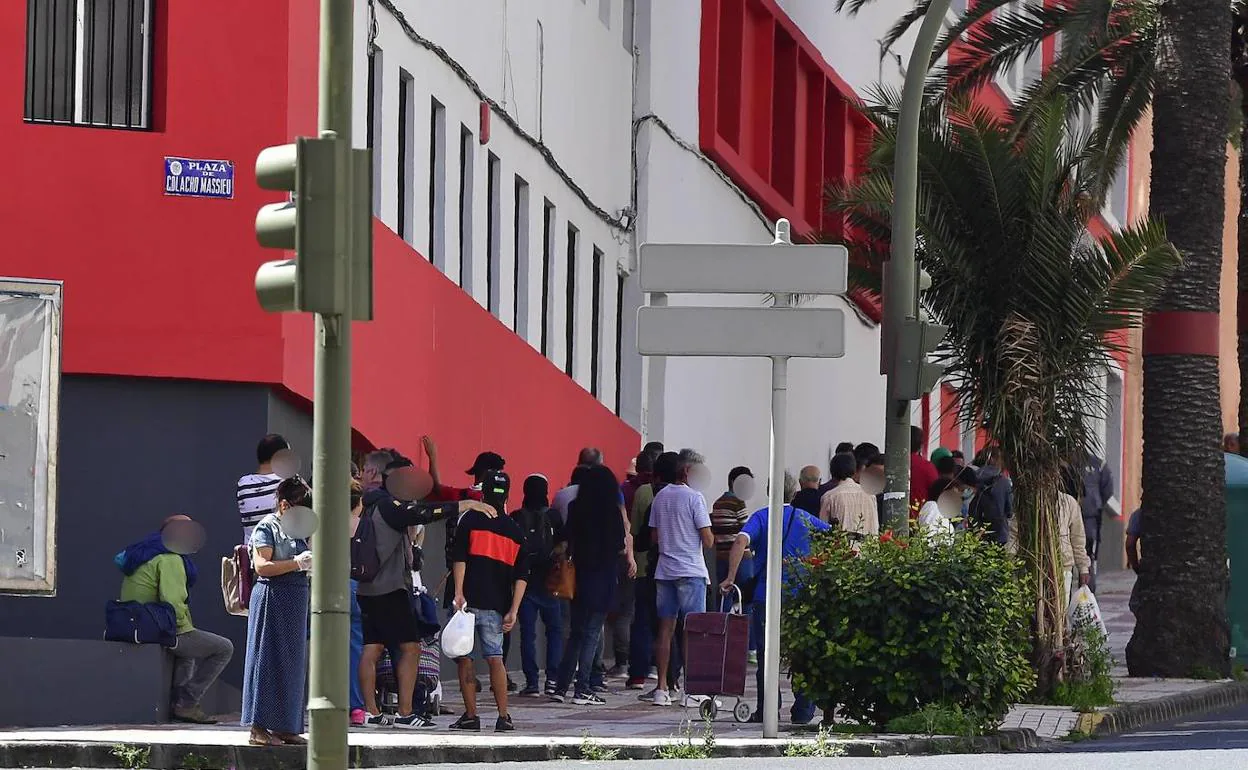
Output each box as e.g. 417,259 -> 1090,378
466,451 -> 506,476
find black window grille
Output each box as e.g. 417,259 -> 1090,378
25,0 -> 153,129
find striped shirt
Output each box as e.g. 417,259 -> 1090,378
237,472 -> 281,539
710,493 -> 748,557
649,483 -> 712,583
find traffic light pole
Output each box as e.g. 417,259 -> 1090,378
307,1 -> 353,769
881,0 -> 952,536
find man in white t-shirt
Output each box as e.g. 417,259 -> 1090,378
236,434 -> 296,541
643,451 -> 713,706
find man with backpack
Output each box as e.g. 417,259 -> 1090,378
970,446 -> 1012,545
511,474 -> 564,697
355,459 -> 496,728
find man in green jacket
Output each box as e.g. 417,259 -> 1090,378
118,515 -> 233,724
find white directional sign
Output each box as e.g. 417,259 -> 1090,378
637,306 -> 846,358
639,243 -> 848,295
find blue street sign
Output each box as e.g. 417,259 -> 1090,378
164,156 -> 234,200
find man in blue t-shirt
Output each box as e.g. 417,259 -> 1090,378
719,472 -> 829,725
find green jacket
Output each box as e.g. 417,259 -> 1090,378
119,553 -> 193,634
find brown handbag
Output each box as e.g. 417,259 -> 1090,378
546,555 -> 576,600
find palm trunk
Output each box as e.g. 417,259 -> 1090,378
1239,110 -> 1248,451
1129,1 -> 1231,678
996,315 -> 1066,695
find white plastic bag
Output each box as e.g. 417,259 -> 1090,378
442,609 -> 476,659
1067,585 -> 1108,638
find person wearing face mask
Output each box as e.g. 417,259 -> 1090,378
711,467 -> 759,664
243,476 -> 314,746
237,434 -> 299,542
117,515 -> 231,725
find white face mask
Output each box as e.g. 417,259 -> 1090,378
731,476 -> 756,500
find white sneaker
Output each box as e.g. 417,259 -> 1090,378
652,688 -> 673,707
638,688 -> 664,703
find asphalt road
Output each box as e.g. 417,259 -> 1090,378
1067,700 -> 1248,753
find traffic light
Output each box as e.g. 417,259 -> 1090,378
253,132 -> 373,320
890,316 -> 947,401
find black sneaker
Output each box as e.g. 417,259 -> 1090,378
507,677 -> 518,693
518,684 -> 541,697
572,691 -> 607,706
495,714 -> 515,733
393,713 -> 436,729
548,691 -> 567,703
449,714 -> 481,731
544,681 -> 558,697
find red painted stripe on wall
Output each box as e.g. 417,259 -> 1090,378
1143,311 -> 1220,357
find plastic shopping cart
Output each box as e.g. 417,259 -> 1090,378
682,586 -> 753,723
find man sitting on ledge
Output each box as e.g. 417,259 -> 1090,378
117,515 -> 233,724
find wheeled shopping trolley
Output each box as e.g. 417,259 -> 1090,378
682,586 -> 753,723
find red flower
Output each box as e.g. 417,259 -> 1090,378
807,556 -> 825,567
880,530 -> 894,544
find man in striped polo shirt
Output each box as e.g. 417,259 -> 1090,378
236,434 -> 296,540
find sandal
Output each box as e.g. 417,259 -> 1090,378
249,729 -> 283,747
275,733 -> 307,746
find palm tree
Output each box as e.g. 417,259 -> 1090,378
830,90 -> 1180,690
841,0 -> 1234,677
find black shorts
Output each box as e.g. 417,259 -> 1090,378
357,589 -> 422,647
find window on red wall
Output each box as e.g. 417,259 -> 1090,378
699,0 -> 880,319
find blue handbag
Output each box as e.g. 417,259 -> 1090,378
104,600 -> 179,647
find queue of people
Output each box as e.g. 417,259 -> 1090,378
112,424 -> 1119,735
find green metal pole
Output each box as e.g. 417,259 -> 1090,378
307,1 -> 353,769
882,0 -> 953,536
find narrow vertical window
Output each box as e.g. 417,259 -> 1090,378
428,97 -> 446,265
590,246 -> 603,398
397,69 -> 413,241
367,46 -> 384,214
513,177 -> 531,333
565,224 -> 579,377
541,200 -> 555,356
458,126 -> 475,290
486,153 -> 502,316
615,273 -> 624,415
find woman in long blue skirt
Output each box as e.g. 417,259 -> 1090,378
242,477 -> 313,746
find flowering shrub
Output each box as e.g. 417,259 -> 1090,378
781,529 -> 1034,729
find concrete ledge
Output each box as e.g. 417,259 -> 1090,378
0,729 -> 1039,768
1094,680 -> 1248,736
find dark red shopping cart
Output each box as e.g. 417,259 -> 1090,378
683,586 -> 753,722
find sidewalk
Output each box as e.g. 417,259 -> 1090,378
0,568 -> 1241,766
1000,569 -> 1231,739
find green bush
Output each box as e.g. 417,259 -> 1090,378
781,529 -> 1035,729
1053,618 -> 1114,709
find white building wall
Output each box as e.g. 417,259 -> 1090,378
352,0 -> 634,415
635,0 -> 916,499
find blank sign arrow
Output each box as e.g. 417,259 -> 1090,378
639,243 -> 848,295
636,306 -> 846,358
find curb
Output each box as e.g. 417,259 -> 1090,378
0,729 -> 1039,768
1093,680 -> 1248,736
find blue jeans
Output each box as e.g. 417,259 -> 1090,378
752,609 -> 815,723
519,590 -> 563,688
629,577 -> 656,681
349,580 -> 364,711
556,601 -> 608,696
656,577 -> 707,619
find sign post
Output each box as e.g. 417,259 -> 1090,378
637,220 -> 847,738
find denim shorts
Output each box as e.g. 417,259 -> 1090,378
656,577 -> 708,620
465,608 -> 505,659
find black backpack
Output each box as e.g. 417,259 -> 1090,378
519,506 -> 557,566
968,476 -> 1007,543
350,508 -> 382,583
